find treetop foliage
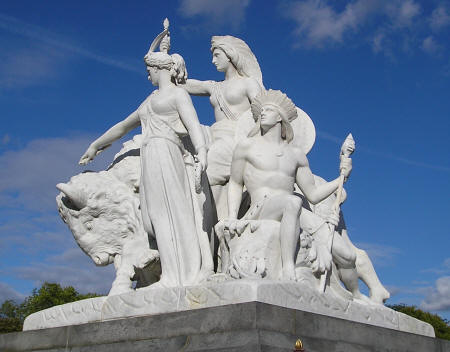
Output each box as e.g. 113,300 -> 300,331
0,282 -> 99,334
387,303 -> 450,340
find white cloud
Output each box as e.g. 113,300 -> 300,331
0,45 -> 65,90
421,35 -> 440,55
0,282 -> 26,303
430,4 -> 450,31
420,276 -> 450,312
0,12 -> 141,75
13,247 -> 115,295
386,0 -> 421,28
281,0 -> 448,58
282,0 -> 381,48
178,0 -> 251,30
0,135 -> 118,212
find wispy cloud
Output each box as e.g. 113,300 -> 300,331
281,0 -> 381,48
421,35 -> 441,55
0,135 -> 118,212
420,257 -> 450,275
0,282 -> 26,303
317,130 -> 450,173
281,0 -> 449,58
178,0 -> 251,31
430,4 -> 450,32
354,242 -> 401,266
0,12 -> 141,74
13,248 -> 115,295
0,44 -> 64,89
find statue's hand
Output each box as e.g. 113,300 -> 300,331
79,145 -> 98,165
326,210 -> 340,227
197,147 -> 208,172
340,155 -> 352,181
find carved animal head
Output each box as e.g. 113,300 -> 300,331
56,171 -> 145,266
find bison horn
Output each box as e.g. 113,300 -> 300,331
56,183 -> 87,209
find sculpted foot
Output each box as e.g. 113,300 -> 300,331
370,286 -> 390,304
282,265 -> 297,281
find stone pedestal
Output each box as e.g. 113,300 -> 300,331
1,302 -> 449,352
21,280 -> 434,337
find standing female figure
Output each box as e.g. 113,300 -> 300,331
183,36 -> 263,219
79,23 -> 213,288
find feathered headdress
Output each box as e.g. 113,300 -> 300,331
249,89 -> 298,142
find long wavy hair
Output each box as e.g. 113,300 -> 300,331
211,35 -> 263,87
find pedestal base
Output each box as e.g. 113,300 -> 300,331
1,302 -> 449,352
22,280 -> 433,337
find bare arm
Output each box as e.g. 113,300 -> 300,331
295,155 -> 341,205
79,110 -> 140,165
175,89 -> 207,169
246,77 -> 263,102
182,79 -> 214,96
228,142 -> 248,219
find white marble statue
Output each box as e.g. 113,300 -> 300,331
78,19 -> 213,288
300,175 -> 390,304
218,89 -> 352,281
30,21 -> 429,337
183,36 -> 263,219
56,165 -> 160,296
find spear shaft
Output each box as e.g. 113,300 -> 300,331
319,133 -> 355,293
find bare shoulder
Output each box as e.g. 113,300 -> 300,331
234,137 -> 253,158
172,86 -> 193,102
290,145 -> 309,167
243,77 -> 262,98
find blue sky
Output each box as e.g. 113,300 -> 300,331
0,0 -> 449,319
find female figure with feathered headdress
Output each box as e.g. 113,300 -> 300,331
183,36 -> 264,219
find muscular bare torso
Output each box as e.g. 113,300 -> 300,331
241,137 -> 307,203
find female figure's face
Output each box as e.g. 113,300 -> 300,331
212,48 -> 230,72
146,65 -> 159,86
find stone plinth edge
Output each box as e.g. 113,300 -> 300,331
23,280 -> 434,338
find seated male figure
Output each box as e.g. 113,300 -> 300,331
224,90 -> 352,280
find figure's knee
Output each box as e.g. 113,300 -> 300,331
284,195 -> 302,214
333,245 -> 357,269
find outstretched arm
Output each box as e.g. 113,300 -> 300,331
79,110 -> 140,165
182,79 -> 214,96
228,143 -> 247,219
296,153 -> 352,205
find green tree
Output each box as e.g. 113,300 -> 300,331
0,300 -> 23,333
0,282 -> 99,334
387,304 -> 450,340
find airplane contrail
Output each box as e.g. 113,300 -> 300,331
317,130 -> 450,173
0,13 -> 142,74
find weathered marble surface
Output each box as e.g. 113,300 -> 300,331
23,280 -> 434,337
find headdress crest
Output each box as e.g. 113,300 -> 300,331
147,18 -> 170,57
143,19 -> 187,84
249,89 -> 298,142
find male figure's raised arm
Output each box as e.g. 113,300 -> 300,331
295,152 -> 341,205
228,141 -> 248,219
